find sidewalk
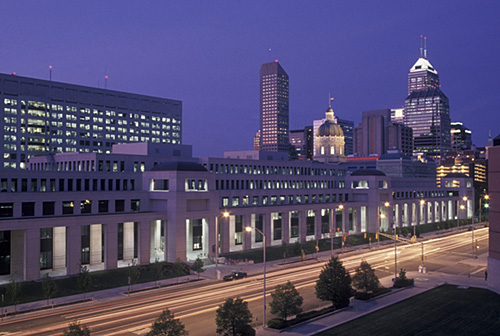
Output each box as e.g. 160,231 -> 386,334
256,253 -> 492,336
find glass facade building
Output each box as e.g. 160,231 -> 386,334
0,73 -> 182,169
259,61 -> 289,152
404,57 -> 451,160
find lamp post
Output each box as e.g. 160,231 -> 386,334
338,204 -> 344,254
245,226 -> 266,328
215,211 -> 229,280
417,200 -> 425,240
385,202 -> 397,281
479,194 -> 489,224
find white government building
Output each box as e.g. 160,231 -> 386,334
0,139 -> 473,282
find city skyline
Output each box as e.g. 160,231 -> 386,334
0,1 -> 498,157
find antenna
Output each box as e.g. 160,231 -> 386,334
104,75 -> 108,89
420,35 -> 423,58
49,65 -> 53,81
424,36 -> 427,59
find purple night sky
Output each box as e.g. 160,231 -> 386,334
1,1 -> 499,157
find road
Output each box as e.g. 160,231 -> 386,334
0,227 -> 488,336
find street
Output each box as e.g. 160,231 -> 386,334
0,227 -> 489,336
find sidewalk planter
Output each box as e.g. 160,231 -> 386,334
353,287 -> 391,300
267,306 -> 337,330
393,278 -> 414,288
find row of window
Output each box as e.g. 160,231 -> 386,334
0,177 -> 137,193
221,193 -> 349,208
216,179 -> 345,191
204,162 -> 345,177
0,199 -> 141,217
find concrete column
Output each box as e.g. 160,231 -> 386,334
242,214 -> 252,251
220,215 -> 231,253
90,224 -> 102,265
263,212 -> 272,248
407,203 -> 413,227
355,207 -> 362,233
104,222 -> 118,270
25,228 -> 40,281
342,207 -> 348,233
314,209 -> 322,240
123,222 -> 135,262
428,202 -> 433,223
150,220 -> 163,262
137,221 -> 151,265
10,230 -> 24,278
299,210 -> 307,243
53,226 -> 66,270
66,225 -> 81,276
281,211 -> 290,244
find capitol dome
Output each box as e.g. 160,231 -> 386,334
317,120 -> 344,137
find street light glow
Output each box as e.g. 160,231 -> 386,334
463,196 -> 468,202
384,201 -> 390,207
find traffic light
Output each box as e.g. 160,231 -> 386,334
364,232 -> 367,239
375,233 -> 378,239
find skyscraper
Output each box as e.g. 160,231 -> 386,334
404,40 -> 451,160
259,61 -> 289,152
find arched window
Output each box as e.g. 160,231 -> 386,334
320,146 -> 325,155
330,146 -> 335,154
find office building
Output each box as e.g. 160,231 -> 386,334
451,121 -> 472,150
0,73 -> 182,169
404,48 -> 451,160
354,109 -> 413,157
259,61 -> 289,152
289,126 -> 313,161
391,107 -> 404,123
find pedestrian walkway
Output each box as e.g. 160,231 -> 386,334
256,253 -> 493,336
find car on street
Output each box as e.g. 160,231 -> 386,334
223,271 -> 248,281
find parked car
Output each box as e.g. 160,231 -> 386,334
223,271 -> 248,281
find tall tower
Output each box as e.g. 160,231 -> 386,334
259,61 -> 289,152
404,37 -> 451,160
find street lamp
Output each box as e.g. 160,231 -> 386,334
385,202 -> 397,282
479,194 -> 489,224
215,211 -> 229,280
245,226 -> 266,328
417,200 -> 425,241
338,204 -> 344,253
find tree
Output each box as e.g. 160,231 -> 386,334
63,321 -> 90,336
215,297 -> 255,336
146,308 -> 188,336
42,273 -> 58,306
191,258 -> 204,279
352,260 -> 380,293
315,256 -> 352,309
153,259 -> 164,287
269,281 -> 303,321
6,279 -> 21,311
173,259 -> 186,282
127,260 -> 141,291
77,266 -> 92,300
